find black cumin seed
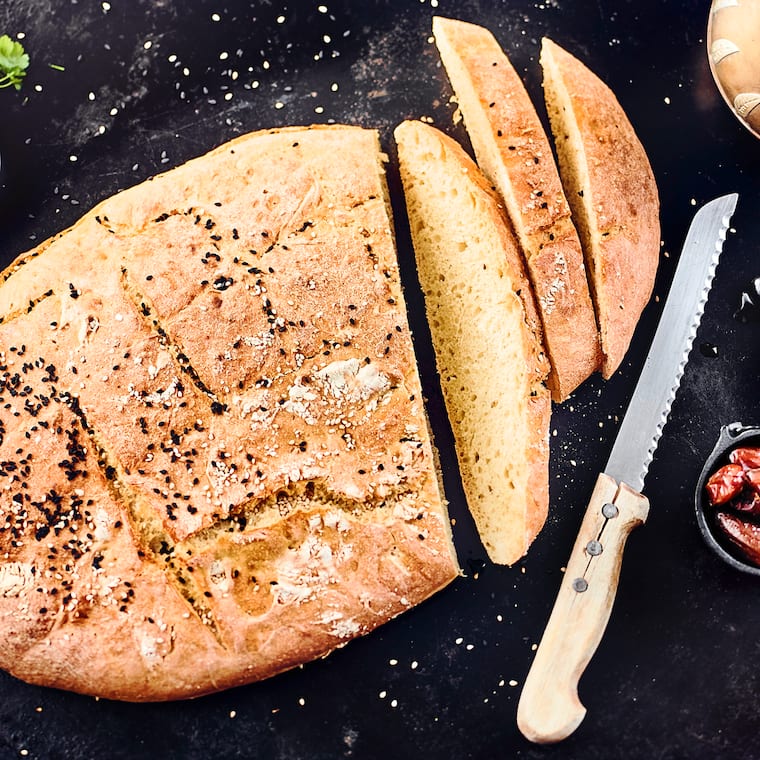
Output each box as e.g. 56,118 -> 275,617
213,276 -> 233,291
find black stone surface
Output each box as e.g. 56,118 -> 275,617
1,1 -> 760,758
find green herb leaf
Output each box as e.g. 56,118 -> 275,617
0,34 -> 30,90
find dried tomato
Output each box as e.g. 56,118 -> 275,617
746,468 -> 760,493
716,511 -> 760,565
705,463 -> 746,505
708,446 -> 760,567
732,489 -> 760,514
730,446 -> 760,469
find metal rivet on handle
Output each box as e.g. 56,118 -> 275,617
602,502 -> 619,519
585,540 -> 603,556
572,577 -> 588,593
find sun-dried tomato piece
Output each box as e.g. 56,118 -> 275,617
733,489 -> 760,514
715,511 -> 760,565
730,446 -> 760,469
705,463 -> 746,506
746,467 -> 760,494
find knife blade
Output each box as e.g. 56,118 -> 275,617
516,192 -> 739,744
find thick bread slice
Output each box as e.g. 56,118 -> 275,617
432,16 -> 600,402
540,38 -> 660,378
394,119 -> 551,566
0,125 -> 459,701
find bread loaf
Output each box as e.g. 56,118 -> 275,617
540,38 -> 660,378
432,16 -> 601,402
394,119 -> 551,565
0,124 -> 459,701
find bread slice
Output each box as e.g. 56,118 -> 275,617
394,119 -> 551,566
432,16 -> 600,402
0,125 -> 459,701
540,37 -> 660,377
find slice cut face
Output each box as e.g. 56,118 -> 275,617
395,119 -> 551,566
540,37 -> 661,378
433,16 -> 601,401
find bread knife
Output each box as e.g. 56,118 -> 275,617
516,193 -> 739,743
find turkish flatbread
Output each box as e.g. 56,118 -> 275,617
395,119 -> 551,565
541,38 -> 660,377
0,125 -> 459,701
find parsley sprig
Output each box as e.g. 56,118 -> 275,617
0,34 -> 29,90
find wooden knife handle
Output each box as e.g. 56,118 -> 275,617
516,472 -> 649,744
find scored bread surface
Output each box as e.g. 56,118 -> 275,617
540,37 -> 660,378
432,16 -> 600,402
394,119 -> 551,566
0,125 -> 459,701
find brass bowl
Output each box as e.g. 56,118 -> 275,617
707,0 -> 760,139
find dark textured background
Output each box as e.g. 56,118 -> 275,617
2,1 -> 760,758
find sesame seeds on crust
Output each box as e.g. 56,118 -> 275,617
0,125 -> 459,701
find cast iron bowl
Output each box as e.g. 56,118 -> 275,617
696,422 -> 760,576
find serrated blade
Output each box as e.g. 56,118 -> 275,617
605,193 -> 738,492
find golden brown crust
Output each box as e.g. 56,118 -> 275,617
540,38 -> 660,378
0,125 -> 459,701
433,16 -> 601,402
395,119 -> 550,565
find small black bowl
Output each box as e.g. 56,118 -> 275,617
695,422 -> 760,576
